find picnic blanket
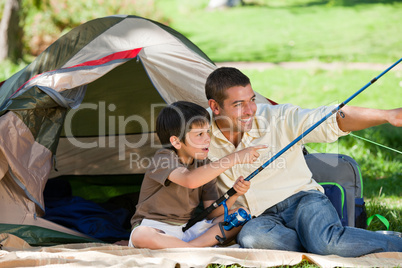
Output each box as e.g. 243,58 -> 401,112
1,233 -> 401,267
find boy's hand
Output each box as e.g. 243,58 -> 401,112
234,145 -> 267,164
233,176 -> 250,196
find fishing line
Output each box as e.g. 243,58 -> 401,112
349,133 -> 402,155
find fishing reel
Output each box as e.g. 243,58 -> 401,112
215,200 -> 251,244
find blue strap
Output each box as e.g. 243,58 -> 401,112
222,200 -> 229,223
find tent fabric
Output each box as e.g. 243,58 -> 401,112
0,112 -> 52,215
0,226 -> 98,247
48,134 -> 159,176
0,14 -> 269,245
0,234 -> 401,267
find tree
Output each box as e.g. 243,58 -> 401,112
0,0 -> 23,62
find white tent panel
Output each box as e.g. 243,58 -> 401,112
0,112 -> 52,213
63,16 -> 176,68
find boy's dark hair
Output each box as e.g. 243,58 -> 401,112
205,67 -> 250,107
156,101 -> 210,151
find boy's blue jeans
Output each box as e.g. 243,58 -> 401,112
238,190 -> 402,257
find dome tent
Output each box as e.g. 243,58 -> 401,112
0,15 -> 271,245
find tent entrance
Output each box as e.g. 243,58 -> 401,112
41,174 -> 144,244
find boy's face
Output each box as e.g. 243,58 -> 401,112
175,122 -> 211,162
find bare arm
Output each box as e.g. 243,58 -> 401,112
337,106 -> 402,132
169,145 -> 266,189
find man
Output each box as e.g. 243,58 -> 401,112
205,67 -> 402,257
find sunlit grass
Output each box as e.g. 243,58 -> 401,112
243,66 -> 402,109
208,259 -> 318,268
157,0 -> 402,63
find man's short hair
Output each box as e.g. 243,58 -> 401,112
156,101 -> 210,151
205,67 -> 250,106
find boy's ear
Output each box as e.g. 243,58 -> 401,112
208,99 -> 221,116
169,136 -> 181,150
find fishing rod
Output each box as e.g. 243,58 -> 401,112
183,57 -> 402,232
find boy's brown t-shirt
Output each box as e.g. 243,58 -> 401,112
130,149 -> 220,227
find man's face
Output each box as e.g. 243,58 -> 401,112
215,84 -> 257,134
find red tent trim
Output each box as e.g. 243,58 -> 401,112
266,98 -> 278,105
9,48 -> 143,100
67,48 -> 142,69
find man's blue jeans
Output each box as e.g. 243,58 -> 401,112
238,190 -> 402,257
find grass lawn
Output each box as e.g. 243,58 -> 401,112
156,0 -> 402,63
243,66 -> 402,109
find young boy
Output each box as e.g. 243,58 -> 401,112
128,101 -> 265,249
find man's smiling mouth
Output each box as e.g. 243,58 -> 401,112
239,117 -> 252,123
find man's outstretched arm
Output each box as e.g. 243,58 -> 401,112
337,106 -> 402,132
